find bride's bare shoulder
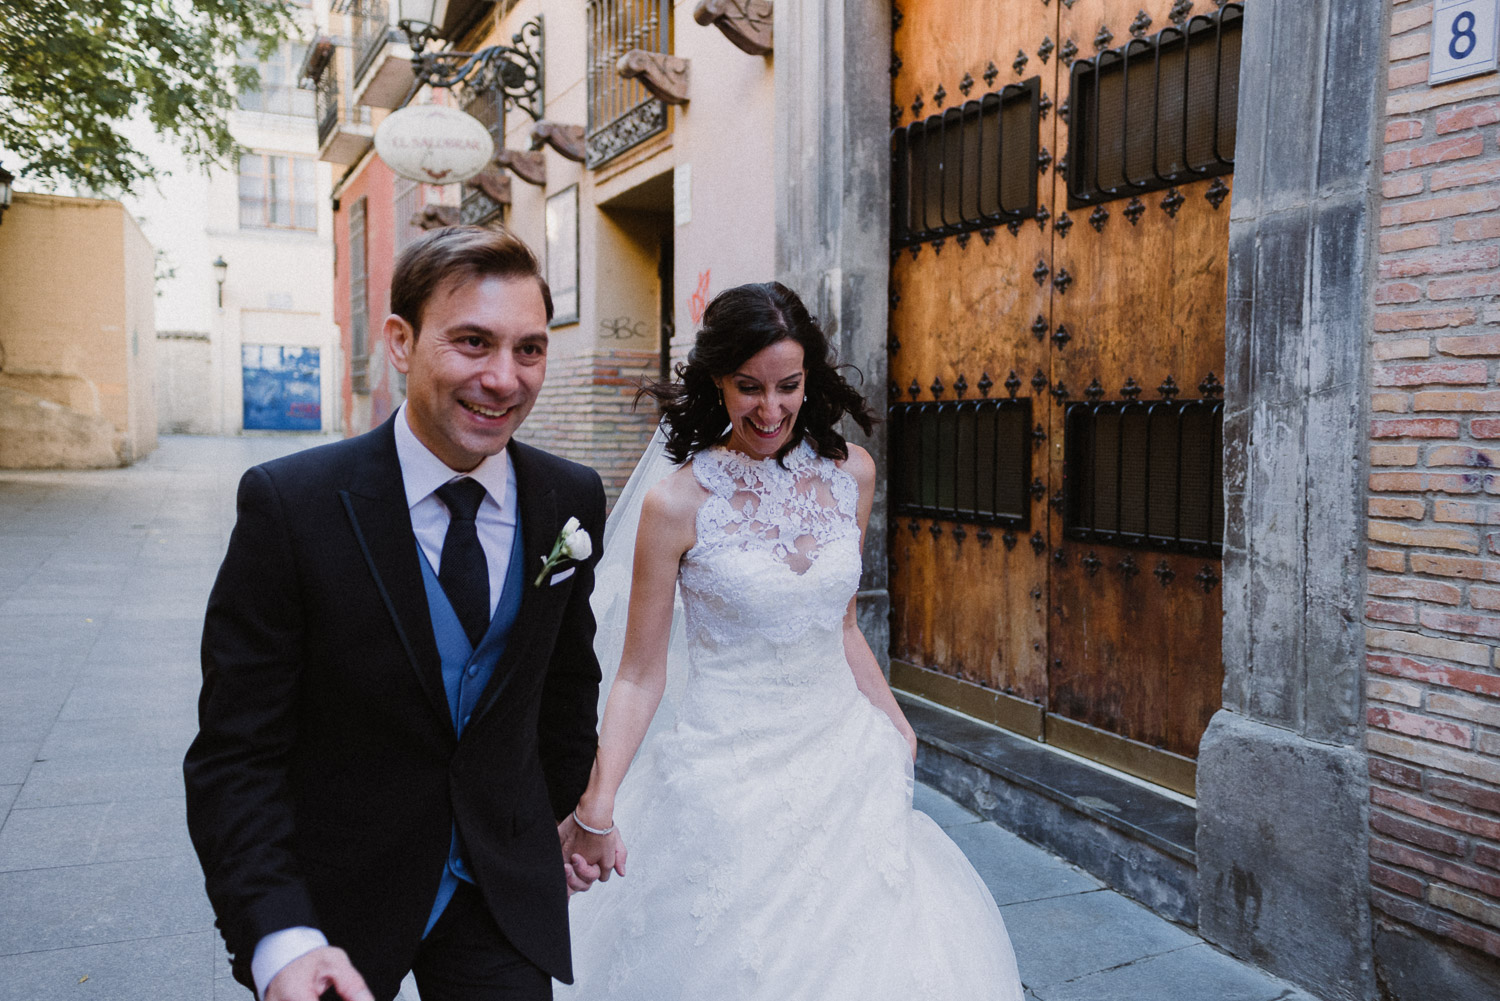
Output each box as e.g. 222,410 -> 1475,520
836,444 -> 876,492
641,462 -> 711,530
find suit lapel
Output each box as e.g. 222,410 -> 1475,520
471,439 -> 557,726
340,417 -> 451,735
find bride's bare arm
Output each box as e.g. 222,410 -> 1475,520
840,445 -> 919,760
562,467 -> 702,880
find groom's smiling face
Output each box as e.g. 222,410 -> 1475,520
386,273 -> 549,472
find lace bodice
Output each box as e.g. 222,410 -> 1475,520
677,441 -> 863,653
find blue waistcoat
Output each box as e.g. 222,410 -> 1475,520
416,502 -> 527,936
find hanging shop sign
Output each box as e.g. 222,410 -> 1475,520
375,105 -> 494,185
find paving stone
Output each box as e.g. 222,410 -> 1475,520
0,797 -> 192,871
946,818 -> 1104,907
56,678 -> 199,723
0,740 -> 40,786
0,785 -> 18,826
0,930 -> 214,1001
37,716 -> 197,762
1001,889 -> 1198,988
913,780 -> 982,828
1032,942 -> 1320,1001
14,757 -> 186,809
0,855 -> 214,955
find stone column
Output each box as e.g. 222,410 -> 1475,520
1196,1 -> 1384,998
773,0 -> 892,665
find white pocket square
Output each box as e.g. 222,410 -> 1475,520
549,567 -> 576,584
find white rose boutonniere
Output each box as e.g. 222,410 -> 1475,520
535,516 -> 593,587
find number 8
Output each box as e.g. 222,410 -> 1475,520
1452,10 -> 1478,60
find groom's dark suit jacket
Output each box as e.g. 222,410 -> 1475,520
183,417 -> 604,995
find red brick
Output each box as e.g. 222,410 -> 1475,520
1434,160 -> 1500,191
1433,498 -> 1500,523
1371,417 -> 1462,437
1375,307 -> 1476,331
1385,175 -> 1425,199
1388,118 -> 1425,142
1415,391 -> 1500,411
1374,887 -> 1500,958
1369,521 -> 1480,552
1377,282 -> 1423,304
1367,628 -> 1494,667
1367,652 -> 1500,697
1429,884 -> 1500,931
1428,445 -> 1500,466
1382,190 -> 1500,226
1371,756 -> 1426,789
1472,585 -> 1500,609
1429,774 -> 1500,814
1437,334 -> 1500,355
1385,135 -> 1484,173
1372,860 -> 1427,897
1453,217 -> 1500,242
1370,471 -> 1485,493
1437,102 -> 1500,134
1368,706 -> 1474,746
1380,246 -> 1500,279
1472,419 -> 1500,437
1368,600 -> 1419,625
1370,497 -> 1427,518
1370,677 -> 1425,706
1421,608 -> 1500,639
1375,339 -> 1433,362
1370,731 -> 1500,785
1372,838 -> 1500,897
1375,787 -> 1500,839
1430,274 -> 1500,300
1368,575 -> 1462,603
1376,362 -> 1490,387
1391,3 -> 1434,36
1371,445 -> 1421,466
1382,224 -> 1442,252
1370,548 -> 1408,571
1479,844 -> 1500,872
1375,393 -> 1414,413
1370,808 -> 1468,855
1429,689 -> 1500,727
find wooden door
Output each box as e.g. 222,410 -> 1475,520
888,0 -> 1241,793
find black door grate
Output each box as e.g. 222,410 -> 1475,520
891,399 -> 1032,527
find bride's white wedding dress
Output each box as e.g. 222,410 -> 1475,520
558,441 -> 1023,1000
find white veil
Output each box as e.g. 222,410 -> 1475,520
588,423 -> 691,738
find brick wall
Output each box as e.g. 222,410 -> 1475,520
522,346 -> 661,510
1368,0 -> 1500,961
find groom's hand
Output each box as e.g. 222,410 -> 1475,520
265,946 -> 374,1001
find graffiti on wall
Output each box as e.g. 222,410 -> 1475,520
689,270 -> 711,325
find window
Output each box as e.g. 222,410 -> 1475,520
585,0 -> 670,166
239,154 -> 318,231
349,197 -> 370,394
237,42 -> 315,118
458,82 -> 505,226
1065,4 -> 1241,207
891,78 -> 1041,248
546,186 -> 579,325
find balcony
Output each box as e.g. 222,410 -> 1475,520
302,37 -> 376,166
332,0 -> 415,110
586,0 -> 671,167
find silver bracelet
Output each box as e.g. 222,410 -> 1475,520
572,808 -> 615,836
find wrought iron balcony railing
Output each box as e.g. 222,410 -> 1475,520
331,0 -> 395,86
585,0 -> 669,167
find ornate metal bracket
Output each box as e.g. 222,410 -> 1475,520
465,169 -> 512,205
404,16 -> 544,121
529,121 -> 586,162
495,148 -> 546,186
693,0 -> 773,55
413,204 -> 461,230
618,50 -> 691,105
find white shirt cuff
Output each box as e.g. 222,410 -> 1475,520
251,926 -> 329,1000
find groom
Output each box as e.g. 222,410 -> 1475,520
185,227 -> 605,1001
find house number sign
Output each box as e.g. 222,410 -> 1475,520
1430,0 -> 1500,85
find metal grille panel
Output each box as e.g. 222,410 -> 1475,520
891,399 -> 1032,526
585,0 -> 668,167
1066,4 -> 1241,207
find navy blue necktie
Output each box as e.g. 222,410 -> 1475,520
435,478 -> 490,647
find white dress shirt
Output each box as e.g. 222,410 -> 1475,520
251,403 -> 518,998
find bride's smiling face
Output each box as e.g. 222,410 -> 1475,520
716,339 -> 806,460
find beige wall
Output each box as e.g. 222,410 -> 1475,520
0,192 -> 157,466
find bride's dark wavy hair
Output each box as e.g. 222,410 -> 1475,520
641,282 -> 876,465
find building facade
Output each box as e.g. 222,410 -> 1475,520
308,1 -> 1500,997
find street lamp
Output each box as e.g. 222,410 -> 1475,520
212,256 -> 228,308
0,163 -> 13,228
395,0 -> 544,120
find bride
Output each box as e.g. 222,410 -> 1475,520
555,282 -> 1023,1000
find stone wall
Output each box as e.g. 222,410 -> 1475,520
1367,2 -> 1500,990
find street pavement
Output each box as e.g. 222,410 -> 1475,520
0,435 -> 1319,1001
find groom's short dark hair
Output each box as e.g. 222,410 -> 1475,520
391,225 -> 554,335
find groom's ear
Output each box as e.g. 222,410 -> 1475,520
385,314 -> 415,374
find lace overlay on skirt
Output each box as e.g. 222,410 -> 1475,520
558,442 -> 1023,1000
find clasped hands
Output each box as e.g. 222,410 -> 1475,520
558,812 -> 627,895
